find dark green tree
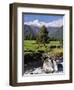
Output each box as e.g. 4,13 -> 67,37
36,25 -> 49,47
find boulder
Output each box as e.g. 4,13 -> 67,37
53,60 -> 58,72
43,59 -> 54,73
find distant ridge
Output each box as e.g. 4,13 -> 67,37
24,18 -> 63,27
24,24 -> 63,40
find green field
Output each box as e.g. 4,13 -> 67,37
24,40 -> 63,56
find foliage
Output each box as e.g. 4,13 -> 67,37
36,25 -> 49,45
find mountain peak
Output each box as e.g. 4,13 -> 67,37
24,18 -> 63,27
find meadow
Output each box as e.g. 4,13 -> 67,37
24,40 -> 63,57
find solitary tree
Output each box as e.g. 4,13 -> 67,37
36,25 -> 49,47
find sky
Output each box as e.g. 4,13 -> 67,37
23,13 -> 64,23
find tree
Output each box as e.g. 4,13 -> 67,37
36,25 -> 49,46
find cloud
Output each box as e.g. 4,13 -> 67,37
24,19 -> 40,27
24,18 -> 63,27
46,18 -> 63,27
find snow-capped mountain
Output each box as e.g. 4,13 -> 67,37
24,18 -> 63,40
24,18 -> 63,27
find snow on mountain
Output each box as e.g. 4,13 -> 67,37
24,18 -> 63,27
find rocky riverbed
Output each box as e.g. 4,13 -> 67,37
23,53 -> 63,75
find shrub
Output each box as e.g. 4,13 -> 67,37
57,46 -> 61,48
50,45 -> 56,48
38,50 -> 45,53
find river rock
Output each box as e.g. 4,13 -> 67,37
53,60 -> 58,72
43,58 -> 54,73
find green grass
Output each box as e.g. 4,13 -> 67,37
49,41 -> 60,46
24,40 -> 38,51
24,40 -> 63,56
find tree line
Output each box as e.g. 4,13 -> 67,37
24,25 -> 63,45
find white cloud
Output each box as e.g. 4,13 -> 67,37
24,18 -> 63,27
46,18 -> 63,27
24,19 -> 40,27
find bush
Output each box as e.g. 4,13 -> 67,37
38,50 -> 45,53
24,49 -> 34,52
57,46 -> 61,48
50,45 -> 56,48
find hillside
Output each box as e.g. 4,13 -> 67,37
24,25 -> 63,40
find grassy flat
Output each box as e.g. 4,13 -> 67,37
24,40 -> 63,56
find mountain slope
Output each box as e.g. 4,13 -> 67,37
24,25 -> 63,40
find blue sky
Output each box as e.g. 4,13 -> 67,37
23,13 -> 64,23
